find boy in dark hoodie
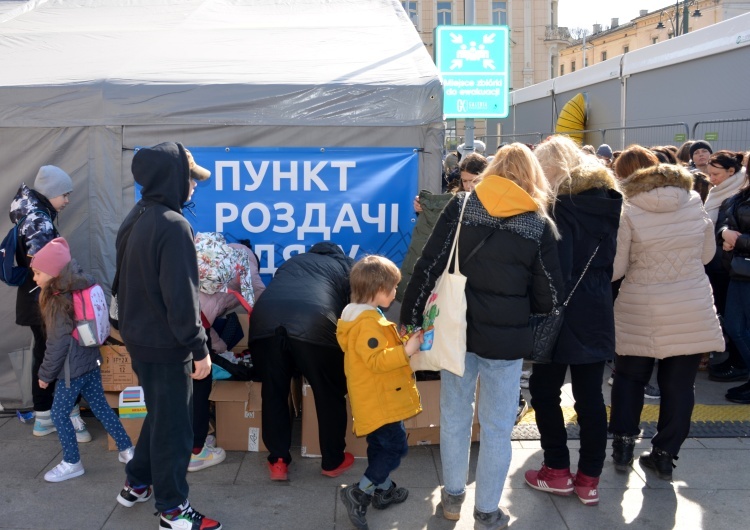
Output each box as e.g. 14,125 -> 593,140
113,142 -> 221,530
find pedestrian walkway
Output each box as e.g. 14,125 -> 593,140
0,366 -> 747,529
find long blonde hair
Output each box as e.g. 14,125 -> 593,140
481,143 -> 560,237
533,135 -> 587,194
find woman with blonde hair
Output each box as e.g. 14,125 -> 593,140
609,164 -> 723,481
401,143 -> 562,528
524,143 -> 622,505
533,135 -> 586,192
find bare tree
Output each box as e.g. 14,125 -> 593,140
569,27 -> 590,40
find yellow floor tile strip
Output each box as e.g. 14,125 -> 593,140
518,404 -> 750,425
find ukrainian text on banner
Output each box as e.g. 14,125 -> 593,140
182,147 -> 418,279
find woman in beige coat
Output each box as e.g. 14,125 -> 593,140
608,164 -> 724,481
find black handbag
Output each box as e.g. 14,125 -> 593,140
730,255 -> 750,278
527,243 -> 601,364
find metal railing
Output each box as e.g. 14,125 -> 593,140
601,123 -> 690,151
692,119 -> 750,153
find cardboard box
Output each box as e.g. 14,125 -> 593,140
107,386 -> 147,450
108,417 -> 144,451
100,344 -> 138,391
404,380 -> 480,446
209,380 -> 266,452
300,383 -> 368,458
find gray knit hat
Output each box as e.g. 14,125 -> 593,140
34,166 -> 73,199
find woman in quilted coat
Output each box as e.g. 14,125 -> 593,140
608,164 -> 724,481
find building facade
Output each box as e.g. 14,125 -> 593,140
559,0 -> 750,76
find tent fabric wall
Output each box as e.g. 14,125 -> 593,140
0,0 -> 444,405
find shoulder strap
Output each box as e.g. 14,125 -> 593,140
464,230 -> 495,264
562,241 -> 601,307
446,194 -> 469,275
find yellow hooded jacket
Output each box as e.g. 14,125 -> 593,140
337,304 -> 422,436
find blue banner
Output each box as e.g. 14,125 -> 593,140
139,147 -> 419,281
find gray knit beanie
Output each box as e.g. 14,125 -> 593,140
34,166 -> 73,199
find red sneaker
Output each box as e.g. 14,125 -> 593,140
573,471 -> 599,505
524,464 -> 574,495
268,458 -> 288,481
321,452 -> 355,477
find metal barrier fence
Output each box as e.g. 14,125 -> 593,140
600,123 -> 690,151
693,119 -> 750,153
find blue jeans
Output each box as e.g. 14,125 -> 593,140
440,352 -> 521,514
51,368 -> 132,463
724,280 -> 750,368
363,421 -> 408,488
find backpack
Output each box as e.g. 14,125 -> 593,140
0,210 -> 52,286
71,284 -> 111,347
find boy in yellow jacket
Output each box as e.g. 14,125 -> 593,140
336,255 -> 423,530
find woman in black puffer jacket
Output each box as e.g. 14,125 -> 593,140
716,158 -> 750,404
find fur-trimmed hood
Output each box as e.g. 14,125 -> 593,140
560,163 -> 619,195
620,164 -> 693,198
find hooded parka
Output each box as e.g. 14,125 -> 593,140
551,166 -> 622,365
401,176 -> 563,360
613,164 -> 724,359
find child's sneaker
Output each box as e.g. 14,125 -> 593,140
268,457 -> 288,480
159,500 -> 222,530
44,460 -> 84,482
116,481 -> 152,507
33,410 -> 56,437
118,446 -> 135,464
340,484 -> 371,530
371,481 -> 408,509
188,441 -> 226,472
70,405 -> 92,443
524,464 -> 574,495
321,451 -> 354,477
572,471 -> 599,505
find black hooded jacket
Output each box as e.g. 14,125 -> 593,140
115,142 -> 208,363
550,170 -> 622,365
249,242 -> 353,346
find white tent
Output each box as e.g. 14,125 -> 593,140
0,0 -> 444,406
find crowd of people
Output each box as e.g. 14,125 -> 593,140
9,135 -> 750,530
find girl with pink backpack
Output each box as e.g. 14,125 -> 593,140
32,237 -> 134,482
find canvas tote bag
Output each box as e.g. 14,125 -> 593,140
410,196 -> 469,376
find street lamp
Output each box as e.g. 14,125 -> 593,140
654,1 -> 702,36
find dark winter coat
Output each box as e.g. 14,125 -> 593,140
9,184 -> 59,326
549,168 -> 622,365
400,176 -> 563,361
38,269 -> 102,385
115,142 -> 208,364
249,242 -> 353,346
717,189 -> 750,281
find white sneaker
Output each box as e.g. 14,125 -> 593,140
44,460 -> 84,482
118,446 -> 134,464
520,370 -> 531,379
70,405 -> 92,443
33,410 -> 56,437
188,443 -> 226,472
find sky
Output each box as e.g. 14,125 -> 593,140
558,0 -> 670,33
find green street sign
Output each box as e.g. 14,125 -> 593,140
705,132 -> 719,141
435,25 -> 510,119
674,133 -> 686,142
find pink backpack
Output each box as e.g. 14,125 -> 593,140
72,284 -> 111,347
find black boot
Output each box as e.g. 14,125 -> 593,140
639,447 -> 677,481
340,484 -> 372,530
612,434 -> 635,471
371,481 -> 408,510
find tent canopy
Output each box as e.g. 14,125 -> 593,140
0,0 -> 444,405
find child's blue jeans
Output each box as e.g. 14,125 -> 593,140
363,421 -> 408,488
51,368 -> 132,463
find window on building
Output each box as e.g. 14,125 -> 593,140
668,32 -> 674,39
571,60 -> 576,72
584,56 -> 588,67
652,37 -> 658,44
437,1 -> 452,25
491,1 -> 508,26
401,1 -> 419,29
601,51 -> 607,61
623,45 -> 629,54
560,64 -> 565,76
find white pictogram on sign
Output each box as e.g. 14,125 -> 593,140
448,32 -> 497,70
